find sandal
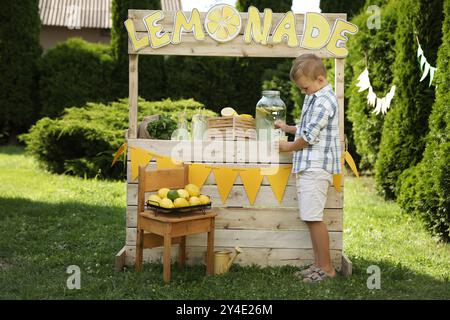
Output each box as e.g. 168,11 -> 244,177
294,265 -> 320,279
302,268 -> 335,283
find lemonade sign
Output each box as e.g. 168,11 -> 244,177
124,4 -> 358,57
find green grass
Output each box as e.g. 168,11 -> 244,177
0,146 -> 448,299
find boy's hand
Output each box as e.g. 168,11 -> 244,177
278,140 -> 290,152
274,119 -> 286,131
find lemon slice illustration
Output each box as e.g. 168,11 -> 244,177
205,4 -> 242,43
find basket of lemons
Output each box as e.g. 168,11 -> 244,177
146,183 -> 211,215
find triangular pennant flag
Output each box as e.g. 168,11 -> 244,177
417,44 -> 423,58
420,62 -> 431,82
419,54 -> 427,72
265,166 -> 292,204
112,142 -> 127,167
239,168 -> 264,205
429,67 -> 437,87
344,151 -> 359,178
188,164 -> 212,189
156,155 -> 183,169
212,167 -> 239,204
333,174 -> 343,193
130,147 -> 153,181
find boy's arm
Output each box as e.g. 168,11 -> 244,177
274,120 -> 297,134
279,138 -> 309,152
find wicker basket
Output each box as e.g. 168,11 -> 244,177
207,116 -> 256,141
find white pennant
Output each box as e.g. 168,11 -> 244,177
356,68 -> 396,115
417,40 -> 437,86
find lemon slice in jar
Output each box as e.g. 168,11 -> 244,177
205,4 -> 242,43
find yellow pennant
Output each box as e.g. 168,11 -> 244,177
345,151 -> 359,177
188,164 -> 212,189
130,147 -> 153,181
239,168 -> 264,205
333,174 -> 343,192
111,142 -> 127,167
212,167 -> 239,204
265,165 -> 292,204
156,155 -> 183,169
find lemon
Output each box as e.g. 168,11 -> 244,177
174,198 -> 190,208
239,114 -> 253,119
147,194 -> 161,206
158,188 -> 170,199
177,189 -> 190,200
221,107 -> 238,117
205,4 -> 242,43
160,198 -> 174,209
189,196 -> 201,206
199,194 -> 211,205
185,183 -> 200,197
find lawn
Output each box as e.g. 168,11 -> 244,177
0,146 -> 448,299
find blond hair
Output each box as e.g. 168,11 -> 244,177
290,54 -> 327,81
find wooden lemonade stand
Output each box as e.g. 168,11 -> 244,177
115,5 -> 357,276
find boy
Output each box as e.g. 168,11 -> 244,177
275,53 -> 341,283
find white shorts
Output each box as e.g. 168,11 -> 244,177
296,169 -> 332,222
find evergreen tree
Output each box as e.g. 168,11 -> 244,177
397,0 -> 450,241
320,0 -> 366,19
375,0 -> 444,199
346,1 -> 399,171
111,0 -> 166,100
0,0 -> 42,143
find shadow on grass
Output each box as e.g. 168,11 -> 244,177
0,145 -> 25,155
0,197 -> 448,299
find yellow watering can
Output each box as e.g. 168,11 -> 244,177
214,247 -> 243,275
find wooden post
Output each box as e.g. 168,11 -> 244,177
129,54 -> 138,139
335,58 -> 345,154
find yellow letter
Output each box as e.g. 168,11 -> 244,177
301,13 -> 331,49
143,11 -> 171,49
326,19 -> 358,57
124,19 -> 149,51
244,6 -> 272,45
271,11 -> 298,47
172,9 -> 205,44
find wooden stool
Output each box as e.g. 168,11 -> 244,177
135,165 -> 216,283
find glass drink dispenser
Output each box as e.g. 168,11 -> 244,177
255,90 -> 287,141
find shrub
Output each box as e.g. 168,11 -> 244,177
397,0 -> 450,242
346,1 -> 399,171
20,98 -> 215,180
0,0 -> 41,142
375,0 -> 444,199
38,38 -> 115,118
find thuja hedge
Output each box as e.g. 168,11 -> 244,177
346,1 -> 399,171
396,0 -> 450,242
375,0 -> 444,199
20,98 -> 215,180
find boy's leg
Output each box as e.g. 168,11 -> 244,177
307,221 -> 335,276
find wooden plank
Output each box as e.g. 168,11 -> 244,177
141,166 -> 188,191
341,253 -> 352,276
128,10 -> 346,35
128,55 -> 138,139
124,245 -> 342,270
129,33 -> 336,58
171,218 -> 212,237
115,246 -> 127,272
127,183 -> 343,208
127,206 -> 343,231
127,139 -> 293,164
126,228 -> 343,250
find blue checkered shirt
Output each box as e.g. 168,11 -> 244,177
292,84 -> 341,174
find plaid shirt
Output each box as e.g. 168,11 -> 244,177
292,84 -> 341,174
